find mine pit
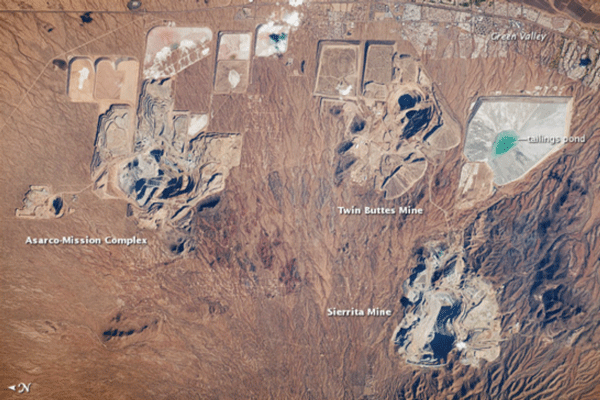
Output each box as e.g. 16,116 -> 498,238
16,186 -> 68,219
84,70 -> 242,240
398,93 -> 418,110
321,49 -> 460,198
393,241 -> 502,367
380,150 -> 428,199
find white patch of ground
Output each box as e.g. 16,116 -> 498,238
283,11 -> 301,27
338,84 -> 352,96
228,70 -> 241,88
78,67 -> 90,90
188,114 -> 209,137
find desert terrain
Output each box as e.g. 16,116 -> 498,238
2,0 -> 600,398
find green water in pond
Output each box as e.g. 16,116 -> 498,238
492,130 -> 519,157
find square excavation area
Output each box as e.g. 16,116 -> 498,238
217,33 -> 252,61
214,60 -> 249,93
143,26 -> 213,80
464,97 -> 572,185
68,57 -> 95,102
68,56 -> 139,105
255,24 -> 289,57
315,43 -> 359,97
363,44 -> 393,99
94,58 -> 125,100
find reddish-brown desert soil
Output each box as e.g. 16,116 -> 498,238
2,1 -> 600,399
